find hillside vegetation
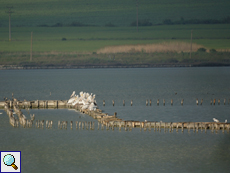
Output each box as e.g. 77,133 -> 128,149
1,0 -> 230,27
1,1 -> 230,68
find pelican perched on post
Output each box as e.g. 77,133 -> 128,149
213,118 -> 219,123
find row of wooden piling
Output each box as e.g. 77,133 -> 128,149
102,98 -> 230,106
0,99 -> 67,109
1,98 -> 229,109
58,121 -> 96,130
2,98 -> 230,133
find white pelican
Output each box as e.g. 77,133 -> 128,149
88,102 -> 97,111
213,118 -> 219,123
70,91 -> 75,98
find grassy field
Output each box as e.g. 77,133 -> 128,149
0,24 -> 230,67
1,24 -> 230,52
1,0 -> 230,27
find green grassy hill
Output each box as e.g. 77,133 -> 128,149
1,0 -> 230,27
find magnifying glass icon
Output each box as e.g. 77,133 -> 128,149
3,154 -> 18,170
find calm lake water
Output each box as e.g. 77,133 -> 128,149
0,67 -> 230,172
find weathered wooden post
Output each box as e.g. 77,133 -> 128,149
148,122 -> 151,131
117,122 -> 121,131
70,121 -> 73,129
125,124 -> 128,131
218,99 -> 220,105
146,99 -> 148,106
222,124 -> 225,133
159,121 -> 161,132
181,99 -> 184,106
114,112 -> 117,118
37,100 -> 39,108
200,99 -> 203,105
149,99 -> 152,106
163,99 -> 165,106
103,100 -> 105,106
79,122 -> 81,129
46,120 -> 48,128
224,98 -> 226,105
196,98 -> 198,105
123,100 -> 125,106
10,101 -> 12,108
82,122 -> 85,129
157,99 -> 159,106
112,100 -> 115,106
181,123 -> 184,132
131,100 -> 133,106
188,122 -> 190,132
101,123 -> 104,130
92,122 -> 95,130
211,124 -> 214,133
171,99 -> 173,106
86,122 -> 88,130
143,122 -> 147,131
176,123 -> 179,132
213,99 -> 216,105
98,122 -> 100,130
210,99 -> 213,105
58,121 -> 60,129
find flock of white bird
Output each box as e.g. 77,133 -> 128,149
67,91 -> 98,111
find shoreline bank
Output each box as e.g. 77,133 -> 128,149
1,63 -> 230,70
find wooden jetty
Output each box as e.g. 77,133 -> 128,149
0,99 -> 229,132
